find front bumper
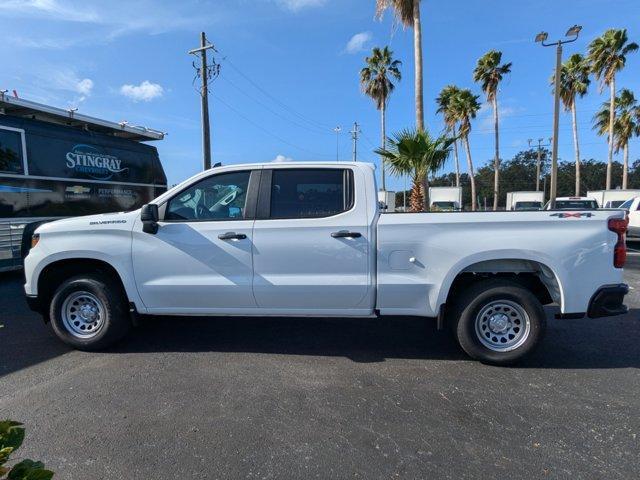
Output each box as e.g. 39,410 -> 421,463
587,284 -> 629,318
25,294 -> 44,314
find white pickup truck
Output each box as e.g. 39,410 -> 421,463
24,162 -> 630,365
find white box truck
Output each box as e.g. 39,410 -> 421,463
587,190 -> 640,208
506,191 -> 544,211
429,187 -> 462,211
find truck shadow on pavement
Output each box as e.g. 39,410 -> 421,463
113,308 -> 640,368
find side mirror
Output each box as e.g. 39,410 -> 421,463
141,204 -> 159,234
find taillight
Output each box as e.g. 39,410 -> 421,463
608,217 -> 628,268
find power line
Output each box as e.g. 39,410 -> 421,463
212,93 -> 333,159
219,73 -> 332,136
217,53 -> 335,132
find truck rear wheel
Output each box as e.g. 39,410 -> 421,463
451,279 -> 546,365
49,274 -> 131,351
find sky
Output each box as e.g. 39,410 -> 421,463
1,0 -> 639,191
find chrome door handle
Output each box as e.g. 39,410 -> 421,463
218,232 -> 247,240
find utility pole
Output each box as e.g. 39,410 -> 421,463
535,25 -> 581,209
528,138 -> 552,193
350,122 -> 361,162
333,126 -> 341,161
189,32 -> 219,171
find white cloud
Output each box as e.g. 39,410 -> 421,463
344,31 -> 372,54
75,78 -> 93,96
0,0 -> 213,43
0,0 -> 98,22
120,81 -> 164,102
275,0 -> 327,12
479,102 -> 519,130
273,154 -> 293,162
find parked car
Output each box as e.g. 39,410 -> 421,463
543,196 -> 599,210
587,189 -> 640,208
620,196 -> 640,238
24,162 -> 629,365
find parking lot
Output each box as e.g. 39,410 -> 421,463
1,251 -> 639,479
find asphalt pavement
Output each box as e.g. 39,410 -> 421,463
0,260 -> 639,479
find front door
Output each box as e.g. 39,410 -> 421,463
132,169 -> 258,314
251,167 -> 372,315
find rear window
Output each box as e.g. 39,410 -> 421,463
555,200 -> 598,210
0,127 -> 25,174
269,169 -> 353,219
514,201 -> 542,210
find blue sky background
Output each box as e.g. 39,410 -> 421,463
1,0 -> 639,191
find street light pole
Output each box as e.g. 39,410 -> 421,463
333,126 -> 341,161
535,25 -> 582,209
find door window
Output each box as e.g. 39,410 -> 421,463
166,171 -> 251,221
269,169 -> 353,219
0,128 -> 25,174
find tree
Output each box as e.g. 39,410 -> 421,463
595,89 -> 640,189
588,28 -> 638,189
375,129 -> 453,212
375,0 -> 424,130
473,50 -> 512,210
360,46 -> 402,191
436,85 -> 462,187
554,53 -> 590,195
450,88 -> 482,211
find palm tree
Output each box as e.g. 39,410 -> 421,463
473,50 -> 512,210
375,129 -> 453,212
436,85 -> 462,187
554,53 -> 590,196
594,89 -> 640,189
375,0 -> 424,130
450,89 -> 482,211
360,46 -> 402,191
588,28 -> 638,190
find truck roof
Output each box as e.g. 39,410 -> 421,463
0,93 -> 164,141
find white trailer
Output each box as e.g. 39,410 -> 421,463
429,187 -> 462,211
587,190 -> 640,208
506,191 -> 545,211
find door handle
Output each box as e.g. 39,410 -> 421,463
331,231 -> 362,239
218,232 -> 247,240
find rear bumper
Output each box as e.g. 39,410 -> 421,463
587,284 -> 629,318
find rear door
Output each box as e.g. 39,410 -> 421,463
251,167 -> 372,315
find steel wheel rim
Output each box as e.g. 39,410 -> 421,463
61,291 -> 105,339
474,299 -> 531,352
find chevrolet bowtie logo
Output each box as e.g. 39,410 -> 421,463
550,212 -> 594,218
65,185 -> 91,194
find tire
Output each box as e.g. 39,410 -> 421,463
49,274 -> 131,351
451,279 -> 546,366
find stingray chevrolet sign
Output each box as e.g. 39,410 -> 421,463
66,144 -> 128,180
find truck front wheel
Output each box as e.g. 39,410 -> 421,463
49,274 -> 131,351
452,280 -> 546,365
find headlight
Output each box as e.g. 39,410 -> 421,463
31,233 -> 40,249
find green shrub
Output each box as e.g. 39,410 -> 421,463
0,421 -> 54,479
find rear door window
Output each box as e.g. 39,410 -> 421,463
268,169 -> 353,219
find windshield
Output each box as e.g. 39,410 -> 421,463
431,201 -> 456,211
619,198 -> 635,209
554,200 -> 599,210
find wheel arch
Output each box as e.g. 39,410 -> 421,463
437,253 -> 564,315
37,258 -> 133,319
